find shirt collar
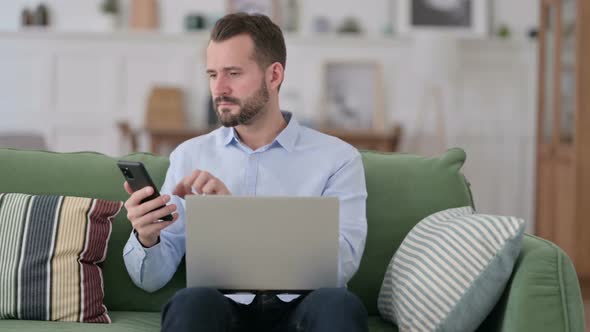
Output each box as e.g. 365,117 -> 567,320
220,111 -> 300,152
274,111 -> 299,152
221,126 -> 236,146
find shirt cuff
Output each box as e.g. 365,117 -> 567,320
132,229 -> 161,249
125,230 -> 164,284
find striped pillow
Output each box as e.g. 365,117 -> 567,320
0,193 -> 122,323
378,206 -> 525,332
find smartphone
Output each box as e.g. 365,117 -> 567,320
117,160 -> 173,222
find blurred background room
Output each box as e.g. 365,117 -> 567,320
0,0 -> 588,318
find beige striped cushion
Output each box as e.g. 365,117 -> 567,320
0,193 -> 122,323
378,206 -> 525,332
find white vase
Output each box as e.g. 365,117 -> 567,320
96,13 -> 118,32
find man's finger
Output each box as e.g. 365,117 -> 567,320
173,170 -> 201,197
127,186 -> 154,206
135,206 -> 177,229
191,171 -> 212,195
201,179 -> 218,195
134,194 -> 172,218
173,181 -> 191,197
139,214 -> 177,233
124,181 -> 133,194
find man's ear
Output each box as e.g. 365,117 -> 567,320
267,62 -> 284,91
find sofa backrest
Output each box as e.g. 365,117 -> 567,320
0,149 -> 177,312
0,148 -> 473,315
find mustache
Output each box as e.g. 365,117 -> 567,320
215,96 -> 241,106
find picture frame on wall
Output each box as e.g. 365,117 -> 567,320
321,61 -> 385,132
226,0 -> 281,25
397,0 -> 489,36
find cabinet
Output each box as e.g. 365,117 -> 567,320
535,0 -> 590,283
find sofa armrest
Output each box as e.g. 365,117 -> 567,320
477,234 -> 586,332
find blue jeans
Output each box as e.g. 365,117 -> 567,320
161,287 -> 368,332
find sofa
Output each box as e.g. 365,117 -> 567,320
0,147 -> 585,331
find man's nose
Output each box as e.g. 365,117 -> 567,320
212,76 -> 231,96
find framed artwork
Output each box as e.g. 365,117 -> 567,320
397,0 -> 488,36
321,61 -> 385,132
226,0 -> 281,24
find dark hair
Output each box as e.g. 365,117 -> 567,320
210,13 -> 286,72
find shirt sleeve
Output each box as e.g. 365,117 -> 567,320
122,149 -> 187,293
322,151 -> 368,287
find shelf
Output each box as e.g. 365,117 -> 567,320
0,29 -> 537,51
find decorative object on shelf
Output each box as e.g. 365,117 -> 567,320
496,23 -> 511,39
130,0 -> 159,30
312,16 -> 331,33
20,7 -> 34,27
397,0 -> 488,37
282,0 -> 299,32
528,27 -> 538,39
99,0 -> 120,30
145,86 -> 186,130
407,32 -> 458,156
337,17 -> 363,34
227,0 -> 281,25
100,0 -> 119,16
321,61 -> 385,132
185,13 -> 207,31
382,0 -> 395,36
33,3 -> 50,27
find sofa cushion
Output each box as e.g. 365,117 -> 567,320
348,148 -> 474,315
0,193 -> 122,323
0,313 -> 398,332
378,206 -> 525,331
0,311 -> 160,331
368,316 -> 398,332
0,313 -> 400,332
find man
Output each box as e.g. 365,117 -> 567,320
122,13 -> 368,332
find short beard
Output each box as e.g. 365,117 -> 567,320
215,81 -> 270,127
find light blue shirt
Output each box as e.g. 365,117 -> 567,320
123,112 -> 367,304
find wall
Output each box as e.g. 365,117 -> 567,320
0,1 -> 540,229
0,0 -> 538,39
0,30 -> 537,233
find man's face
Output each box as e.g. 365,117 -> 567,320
206,34 -> 270,127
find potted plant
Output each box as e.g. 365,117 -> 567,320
98,0 -> 120,30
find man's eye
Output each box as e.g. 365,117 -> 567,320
229,72 -> 240,77
208,74 -> 217,79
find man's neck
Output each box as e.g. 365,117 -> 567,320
234,107 -> 287,151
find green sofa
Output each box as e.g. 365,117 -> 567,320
0,147 -> 585,331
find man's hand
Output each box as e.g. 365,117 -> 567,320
123,181 -> 178,248
173,170 -> 231,198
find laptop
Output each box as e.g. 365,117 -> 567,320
184,196 -> 339,292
